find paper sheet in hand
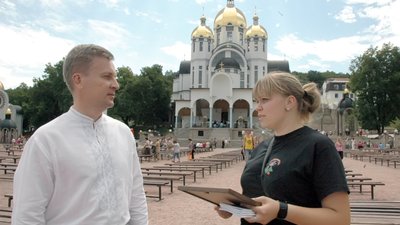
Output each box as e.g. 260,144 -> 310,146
219,203 -> 255,218
177,186 -> 261,207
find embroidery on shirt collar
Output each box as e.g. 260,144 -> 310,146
264,158 -> 281,176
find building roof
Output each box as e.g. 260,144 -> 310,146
267,60 -> 290,73
214,1 -> 247,27
179,61 -> 191,74
192,16 -> 213,39
246,14 -> 267,39
0,118 -> 17,129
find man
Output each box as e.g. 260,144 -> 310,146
12,44 -> 148,225
242,130 -> 254,160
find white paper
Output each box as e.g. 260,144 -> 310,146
219,203 -> 255,218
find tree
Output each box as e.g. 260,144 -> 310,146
108,66 -> 137,124
6,83 -> 32,131
138,64 -> 172,126
29,60 -> 72,129
349,43 -> 400,134
109,64 -> 173,129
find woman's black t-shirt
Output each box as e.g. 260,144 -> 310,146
240,126 -> 349,225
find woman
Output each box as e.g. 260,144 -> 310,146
216,72 -> 350,225
335,138 -> 344,159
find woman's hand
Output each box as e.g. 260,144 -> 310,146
244,196 -> 280,225
214,206 -> 233,219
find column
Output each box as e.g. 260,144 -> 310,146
190,108 -> 193,128
209,107 -> 213,128
175,114 -> 178,128
249,107 -> 253,129
229,107 -> 233,128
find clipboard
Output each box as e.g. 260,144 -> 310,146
178,186 -> 261,207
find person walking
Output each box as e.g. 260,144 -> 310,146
172,140 -> 181,162
335,137 -> 344,159
243,130 -> 255,160
188,138 -> 195,160
12,44 -> 148,225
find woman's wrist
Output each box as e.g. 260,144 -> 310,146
277,201 -> 288,220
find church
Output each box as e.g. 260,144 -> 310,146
171,0 -> 290,141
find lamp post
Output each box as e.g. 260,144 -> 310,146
168,129 -> 173,139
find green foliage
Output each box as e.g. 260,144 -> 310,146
29,61 -> 72,128
108,64 -> 173,128
349,43 -> 400,134
389,118 -> 400,131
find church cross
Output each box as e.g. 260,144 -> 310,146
219,62 -> 224,69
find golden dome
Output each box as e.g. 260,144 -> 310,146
192,16 -> 213,39
6,108 -> 11,115
246,14 -> 267,38
214,1 -> 247,27
343,88 -> 350,94
0,81 -> 4,91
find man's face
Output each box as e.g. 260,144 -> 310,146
77,56 -> 119,112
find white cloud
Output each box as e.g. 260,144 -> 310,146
0,0 -> 17,17
359,0 -> 400,46
345,0 -> 392,6
306,60 -> 331,71
134,10 -> 162,23
188,19 -> 200,25
275,33 -> 368,62
0,25 -> 74,67
39,18 -> 81,33
39,0 -> 63,7
267,52 -> 286,60
195,0 -> 213,5
123,7 -> 130,15
87,20 -> 133,49
100,0 -> 119,8
335,6 -> 356,23
0,24 -> 75,88
161,41 -> 191,61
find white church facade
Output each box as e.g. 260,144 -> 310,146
172,0 -> 289,140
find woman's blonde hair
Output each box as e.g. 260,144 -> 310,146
253,71 -> 321,122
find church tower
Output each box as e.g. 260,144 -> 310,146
172,0 -> 290,141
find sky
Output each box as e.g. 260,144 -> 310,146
0,0 -> 399,89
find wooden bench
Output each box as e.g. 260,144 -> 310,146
345,173 -> 363,177
138,154 -> 153,163
167,161 -> 223,173
142,167 -> 203,180
141,171 -> 193,185
346,177 -> 372,182
0,155 -> 20,164
143,175 -> 182,193
350,201 -> 400,224
0,206 -> 12,221
0,211 -> 12,220
0,167 -> 17,174
347,181 -> 385,200
153,166 -> 206,177
0,174 -> 14,181
163,163 -> 212,175
143,180 -> 169,201
195,158 -> 233,168
4,194 -> 13,207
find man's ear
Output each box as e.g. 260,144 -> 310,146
72,73 -> 82,88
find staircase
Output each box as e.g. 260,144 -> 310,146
210,128 -> 230,142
